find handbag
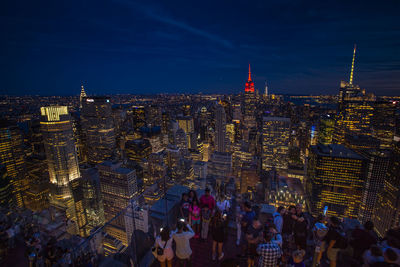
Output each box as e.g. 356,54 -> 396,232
157,239 -> 168,256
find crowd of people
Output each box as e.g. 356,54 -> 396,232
0,210 -> 97,267
153,189 -> 400,267
153,187 -> 232,267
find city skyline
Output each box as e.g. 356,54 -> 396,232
1,0 -> 399,96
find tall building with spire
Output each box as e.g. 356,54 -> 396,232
264,81 -> 268,96
80,85 -> 87,109
334,45 -> 375,144
243,64 -> 256,128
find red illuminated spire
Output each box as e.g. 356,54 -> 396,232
248,63 -> 252,81
245,64 -> 255,92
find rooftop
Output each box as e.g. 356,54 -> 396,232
312,143 -> 364,159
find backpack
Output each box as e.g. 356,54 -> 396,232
334,227 -> 348,249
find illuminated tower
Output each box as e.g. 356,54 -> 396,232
307,144 -> 366,219
40,106 -> 80,226
373,139 -> 400,237
79,84 -> 87,109
99,161 -> 137,246
264,81 -> 268,96
245,64 -> 255,93
243,64 -> 257,128
334,45 -> 375,144
262,117 -> 291,171
215,104 -> 227,152
0,120 -> 27,207
81,96 -> 116,164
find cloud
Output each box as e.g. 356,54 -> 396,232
114,0 -> 234,49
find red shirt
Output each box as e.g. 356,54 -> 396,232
200,195 -> 215,210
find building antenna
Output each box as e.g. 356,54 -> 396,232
349,44 -> 356,85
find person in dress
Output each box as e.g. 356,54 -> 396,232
154,227 -> 174,267
189,199 -> 201,238
211,210 -> 229,261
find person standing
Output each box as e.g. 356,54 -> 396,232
189,199 -> 201,238
154,227 -> 174,267
351,221 -> 378,262
273,207 -> 285,234
172,221 -> 195,267
211,210 -> 229,261
201,205 -> 212,241
246,216 -> 263,267
239,202 -> 256,258
236,198 -> 244,246
257,230 -> 282,267
324,216 -> 344,267
200,188 -> 216,212
282,206 -> 296,251
293,204 -> 308,250
180,193 -> 190,222
216,194 -> 231,214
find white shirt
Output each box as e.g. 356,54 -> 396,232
216,200 -> 230,212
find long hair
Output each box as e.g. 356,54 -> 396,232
160,226 -> 170,242
212,210 -> 223,227
188,190 -> 198,203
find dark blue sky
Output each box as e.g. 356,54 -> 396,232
1,0 -> 399,95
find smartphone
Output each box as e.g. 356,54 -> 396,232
323,206 -> 328,216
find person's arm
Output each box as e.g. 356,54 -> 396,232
328,239 -> 336,249
180,205 -> 184,218
185,224 -> 195,238
275,233 -> 283,246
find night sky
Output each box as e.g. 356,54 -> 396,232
1,0 -> 399,96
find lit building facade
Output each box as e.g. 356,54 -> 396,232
41,107 -> 80,218
0,120 -> 27,207
357,150 -> 390,224
262,117 -> 291,171
99,161 -> 138,246
81,96 -> 116,164
306,144 -> 366,219
373,139 -> 400,237
215,104 -> 227,153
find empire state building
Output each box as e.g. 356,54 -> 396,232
243,64 -> 256,128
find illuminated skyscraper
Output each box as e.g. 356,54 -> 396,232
79,84 -> 87,109
215,104 -> 227,152
262,117 -> 291,171
307,144 -> 366,219
373,138 -> 400,237
40,106 -> 80,227
71,166 -> 105,237
82,96 -> 116,164
243,64 -> 256,128
99,161 -> 138,246
334,45 -> 375,143
317,115 -> 335,145
357,150 -> 390,224
0,120 -> 27,207
177,116 -> 196,149
0,164 -> 13,208
372,100 -> 396,149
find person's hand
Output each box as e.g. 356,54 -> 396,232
298,217 -> 305,222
